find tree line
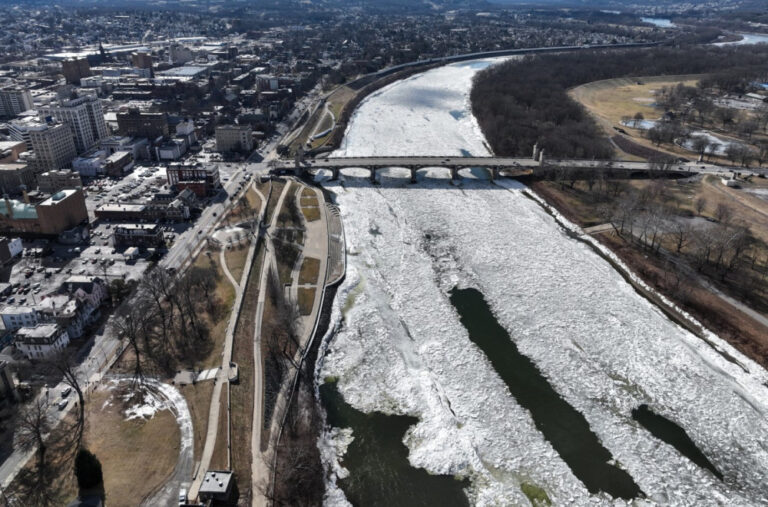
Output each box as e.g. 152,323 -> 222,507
471,45 -> 768,160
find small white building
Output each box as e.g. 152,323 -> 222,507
72,150 -> 107,177
0,305 -> 39,331
15,323 -> 70,360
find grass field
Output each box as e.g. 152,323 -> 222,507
569,75 -> 703,127
87,388 -> 181,506
229,245 -> 264,501
300,187 -> 321,222
569,75 -> 704,160
177,382 -> 213,460
225,245 -> 250,284
209,387 -> 230,470
298,257 -> 321,285
297,288 -> 316,316
244,186 -> 262,211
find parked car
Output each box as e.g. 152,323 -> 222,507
61,387 -> 72,398
57,399 -> 68,411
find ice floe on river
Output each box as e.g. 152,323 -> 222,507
317,59 -> 768,506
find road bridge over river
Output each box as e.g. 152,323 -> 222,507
271,155 -> 751,183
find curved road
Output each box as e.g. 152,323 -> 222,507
137,378 -> 194,507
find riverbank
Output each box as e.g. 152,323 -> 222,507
529,179 -> 768,370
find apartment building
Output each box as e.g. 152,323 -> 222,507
215,125 -> 253,153
38,96 -> 108,153
0,88 -> 34,118
27,123 -> 77,172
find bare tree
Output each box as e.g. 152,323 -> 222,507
694,197 -> 707,215
671,220 -> 693,253
14,397 -> 52,474
114,301 -> 149,388
690,136 -> 710,161
714,203 -> 732,224
46,351 -> 86,452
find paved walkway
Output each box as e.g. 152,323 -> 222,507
251,180 -> 329,506
249,180 -> 292,507
188,180 -> 266,502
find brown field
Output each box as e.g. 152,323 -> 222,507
569,75 -> 704,160
177,382 -> 213,461
225,245 -> 250,283
298,257 -> 321,285
300,187 -> 321,222
244,186 -> 262,211
298,288 -> 316,316
569,75 -> 703,128
209,387 -> 230,470
229,245 -> 265,500
192,251 -> 236,370
326,85 -> 356,120
85,388 -> 180,506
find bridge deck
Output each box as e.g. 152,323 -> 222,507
271,156 -> 739,176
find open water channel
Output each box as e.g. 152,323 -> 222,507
314,58 -> 768,506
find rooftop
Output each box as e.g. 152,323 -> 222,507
199,470 -> 233,495
39,189 -> 78,207
0,198 -> 37,220
16,323 -> 59,340
96,203 -> 146,213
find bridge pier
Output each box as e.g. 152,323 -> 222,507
410,168 -> 417,184
331,168 -> 340,180
490,166 -> 500,181
369,167 -> 378,184
451,167 -> 459,181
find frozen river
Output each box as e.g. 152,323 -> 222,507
315,59 -> 768,506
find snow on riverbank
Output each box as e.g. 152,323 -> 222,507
317,59 -> 768,506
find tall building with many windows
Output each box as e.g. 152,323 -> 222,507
27,123 -> 77,172
215,125 -> 253,153
116,108 -> 169,139
38,96 -> 108,154
0,88 -> 33,118
61,57 -> 92,85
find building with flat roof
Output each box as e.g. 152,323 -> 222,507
113,223 -> 163,247
131,52 -> 153,72
37,169 -> 83,194
116,108 -> 169,139
215,124 -> 253,153
166,163 -> 220,197
27,122 -> 78,172
38,96 -> 108,154
61,58 -> 92,85
156,65 -> 210,80
0,188 -> 87,236
95,201 -> 188,222
105,151 -> 134,176
0,141 -> 28,164
72,150 -> 106,177
0,88 -> 34,118
0,163 -> 35,195
198,470 -> 234,503
15,323 -> 70,360
0,305 -> 39,331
